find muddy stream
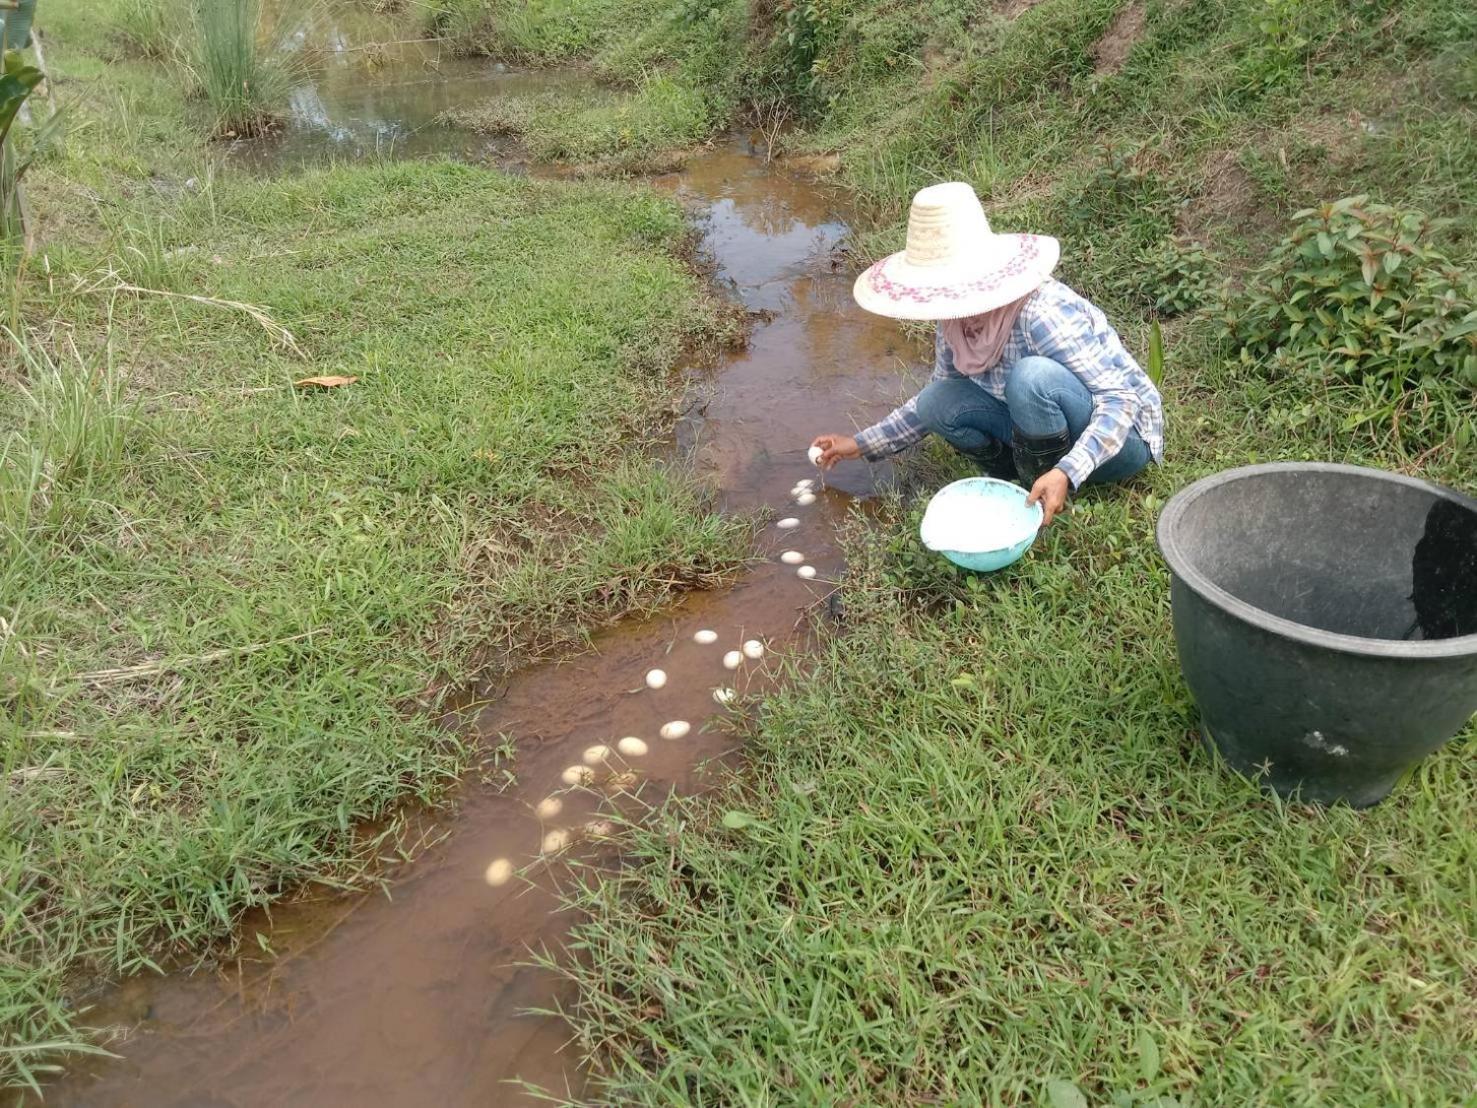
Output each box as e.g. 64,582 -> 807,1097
53,25 -> 923,1107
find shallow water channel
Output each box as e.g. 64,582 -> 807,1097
54,28 -> 924,1108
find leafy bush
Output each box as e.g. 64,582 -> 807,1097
1135,236 -> 1222,317
1223,196 -> 1477,450
1223,196 -> 1477,387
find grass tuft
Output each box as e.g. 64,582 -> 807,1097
188,0 -> 301,138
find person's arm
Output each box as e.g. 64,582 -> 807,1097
1027,302 -> 1141,489
850,328 -> 963,461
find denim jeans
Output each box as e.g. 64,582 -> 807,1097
914,356 -> 1152,484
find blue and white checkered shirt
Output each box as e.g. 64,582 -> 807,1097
855,279 -> 1164,487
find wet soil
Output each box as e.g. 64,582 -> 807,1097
50,20 -> 925,1108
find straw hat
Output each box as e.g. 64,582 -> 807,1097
853,182 -> 1060,320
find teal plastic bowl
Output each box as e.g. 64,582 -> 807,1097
920,477 -> 1044,572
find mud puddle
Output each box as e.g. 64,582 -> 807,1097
50,24 -> 925,1108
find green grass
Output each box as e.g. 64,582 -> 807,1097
442,74 -> 718,169
0,0 -> 747,1088
554,341 -> 1477,1104
438,0 -> 747,168
421,0 -> 1477,1101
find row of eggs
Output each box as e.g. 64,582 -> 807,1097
488,458 -> 829,885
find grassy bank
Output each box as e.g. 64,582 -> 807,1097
1,0 -> 745,1086
427,0 -> 1477,1102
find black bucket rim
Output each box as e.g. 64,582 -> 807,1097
1157,461 -> 1477,660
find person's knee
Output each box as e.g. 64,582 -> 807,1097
1004,356 -> 1068,408
915,378 -> 970,434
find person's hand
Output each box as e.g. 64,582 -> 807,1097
1026,467 -> 1071,526
811,434 -> 860,471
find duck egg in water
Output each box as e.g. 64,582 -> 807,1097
582,744 -> 611,765
794,478 -> 816,493
483,858 -> 513,887
797,565 -> 817,579
713,687 -> 736,705
645,668 -> 667,690
617,735 -> 649,757
561,764 -> 594,787
777,517 -> 800,530
659,720 -> 691,740
742,639 -> 765,660
722,650 -> 743,670
541,828 -> 571,854
584,820 -> 615,839
693,629 -> 718,645
780,550 -> 805,565
796,493 -> 816,506
535,796 -> 563,819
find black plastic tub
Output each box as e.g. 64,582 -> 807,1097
1157,462 -> 1477,807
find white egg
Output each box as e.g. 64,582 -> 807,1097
617,736 -> 649,757
484,858 -> 513,887
777,517 -> 800,530
645,668 -> 667,690
584,820 -> 615,839
582,744 -> 611,765
535,796 -> 563,819
742,639 -> 765,660
795,478 -> 816,492
713,687 -> 736,705
796,492 -> 816,506
797,565 -> 817,579
542,828 -> 571,853
561,764 -> 594,787
808,445 -> 824,465
780,550 -> 805,565
693,629 -> 718,644
659,720 -> 691,740
722,650 -> 743,670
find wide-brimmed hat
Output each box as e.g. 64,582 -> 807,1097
853,182 -> 1060,320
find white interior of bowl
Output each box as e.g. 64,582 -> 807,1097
920,480 -> 1042,554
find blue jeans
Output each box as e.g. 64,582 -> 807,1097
914,356 -> 1151,484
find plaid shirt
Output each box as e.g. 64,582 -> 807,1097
855,279 -> 1164,487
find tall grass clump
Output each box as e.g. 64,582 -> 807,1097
190,0 -> 299,138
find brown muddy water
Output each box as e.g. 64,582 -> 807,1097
50,24 -> 925,1108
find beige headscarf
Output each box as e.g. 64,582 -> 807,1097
939,292 -> 1034,376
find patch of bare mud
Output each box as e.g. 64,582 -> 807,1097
1093,1 -> 1147,74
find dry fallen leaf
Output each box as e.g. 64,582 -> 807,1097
293,375 -> 358,389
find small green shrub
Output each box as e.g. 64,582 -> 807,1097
1063,143 -> 1175,237
1135,236 -> 1222,318
1224,196 -> 1477,387
1223,196 -> 1477,449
